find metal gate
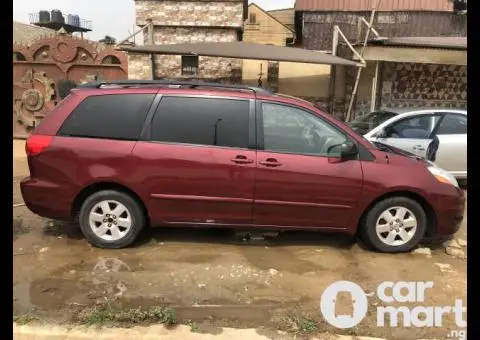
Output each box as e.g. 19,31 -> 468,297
13,34 -> 128,138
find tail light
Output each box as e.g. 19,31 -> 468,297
25,135 -> 53,156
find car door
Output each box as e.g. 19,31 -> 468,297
432,112 -> 467,177
376,113 -> 442,158
132,95 -> 256,225
254,101 -> 363,229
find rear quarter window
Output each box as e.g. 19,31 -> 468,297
58,94 -> 155,140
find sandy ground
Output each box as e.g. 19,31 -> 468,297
13,140 -> 467,339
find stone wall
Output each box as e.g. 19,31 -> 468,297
128,54 -> 151,80
152,55 -> 242,81
151,27 -> 237,44
130,1 -> 245,81
149,27 -> 240,80
135,0 -> 244,27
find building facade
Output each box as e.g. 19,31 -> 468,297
129,0 -> 247,81
295,0 -> 467,51
293,0 -> 467,118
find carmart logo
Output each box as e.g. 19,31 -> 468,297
320,281 -> 368,329
319,280 -> 466,330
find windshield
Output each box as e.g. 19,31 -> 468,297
348,111 -> 397,135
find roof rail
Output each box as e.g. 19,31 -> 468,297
77,80 -> 274,96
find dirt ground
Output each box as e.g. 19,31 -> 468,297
13,140 -> 467,340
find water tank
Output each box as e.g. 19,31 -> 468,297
51,10 -> 65,24
67,14 -> 80,27
39,10 -> 50,23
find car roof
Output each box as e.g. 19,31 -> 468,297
73,81 -> 320,108
377,107 -> 467,115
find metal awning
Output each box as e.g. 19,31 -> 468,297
368,36 -> 467,50
117,42 -> 363,67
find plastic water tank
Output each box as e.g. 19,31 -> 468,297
68,14 -> 80,27
39,11 -> 50,23
51,10 -> 65,24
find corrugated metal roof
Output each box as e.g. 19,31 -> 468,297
13,21 -> 57,46
370,36 -> 467,49
295,0 -> 453,12
118,42 -> 362,66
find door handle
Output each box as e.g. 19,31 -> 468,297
231,155 -> 254,164
413,145 -> 425,151
260,158 -> 282,167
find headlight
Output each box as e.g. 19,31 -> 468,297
428,166 -> 459,188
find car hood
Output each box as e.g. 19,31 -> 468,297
371,141 -> 433,166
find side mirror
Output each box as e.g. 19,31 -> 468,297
327,141 -> 359,161
375,128 -> 387,139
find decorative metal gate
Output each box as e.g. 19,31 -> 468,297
13,34 -> 128,138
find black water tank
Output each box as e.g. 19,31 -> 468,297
51,9 -> 65,24
68,14 -> 80,27
39,10 -> 50,23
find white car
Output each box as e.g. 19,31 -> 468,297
349,108 -> 467,180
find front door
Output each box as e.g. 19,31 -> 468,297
132,95 -> 256,225
377,113 -> 442,158
253,101 -> 363,229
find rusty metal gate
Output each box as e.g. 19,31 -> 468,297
13,34 -> 128,138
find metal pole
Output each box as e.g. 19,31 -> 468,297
345,0 -> 381,122
370,61 -> 380,112
147,19 -> 156,80
328,26 -> 339,114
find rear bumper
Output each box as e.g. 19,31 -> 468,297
20,177 -> 73,221
433,187 -> 465,237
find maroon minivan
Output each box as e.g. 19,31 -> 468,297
20,81 -> 465,252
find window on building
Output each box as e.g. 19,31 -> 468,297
58,94 -> 155,140
249,13 -> 257,24
181,55 -> 199,76
151,97 -> 250,149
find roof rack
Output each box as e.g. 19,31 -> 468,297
77,80 -> 274,96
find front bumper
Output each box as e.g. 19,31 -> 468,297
433,187 -> 465,237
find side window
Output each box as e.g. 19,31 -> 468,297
151,97 -> 249,148
386,115 -> 440,139
58,94 -> 155,140
261,102 -> 347,156
436,114 -> 467,135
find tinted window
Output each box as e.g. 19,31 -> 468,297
261,102 -> 347,156
59,94 -> 154,140
387,115 -> 440,139
151,97 -> 249,148
437,114 -> 467,135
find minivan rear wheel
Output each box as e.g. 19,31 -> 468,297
78,190 -> 146,249
360,197 -> 427,253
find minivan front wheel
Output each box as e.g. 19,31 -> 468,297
360,197 -> 427,253
78,190 -> 146,249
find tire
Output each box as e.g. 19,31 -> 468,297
78,190 -> 146,249
360,197 -> 427,253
